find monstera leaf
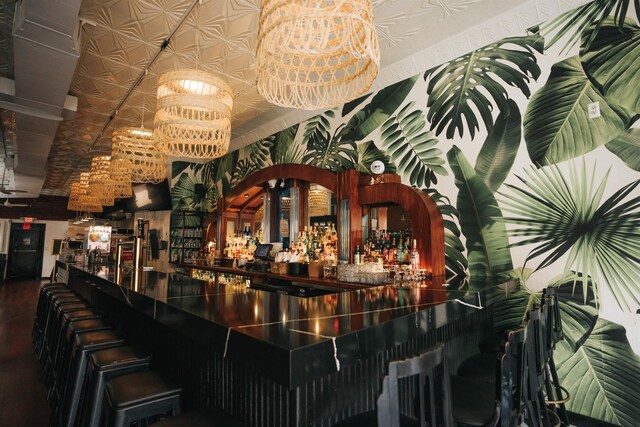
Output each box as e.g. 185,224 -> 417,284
340,76 -> 419,143
354,141 -> 396,174
381,102 -> 447,188
540,0 -> 638,51
423,188 -> 468,279
269,125 -> 302,165
499,161 -> 640,311
474,100 -> 522,192
581,18 -> 640,118
302,123 -> 357,171
555,318 -> 640,426
303,111 -> 334,149
247,138 -> 273,170
211,151 -> 238,197
606,128 -> 640,171
447,146 -> 513,280
523,56 -> 628,166
425,35 -> 542,140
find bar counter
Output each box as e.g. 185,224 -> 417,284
56,261 -> 494,427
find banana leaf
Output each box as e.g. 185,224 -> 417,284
474,100 -> 521,192
447,146 -> 513,279
340,75 -> 419,143
303,112 -> 334,150
581,18 -> 640,118
555,318 -> 640,426
381,102 -> 447,188
425,35 -> 542,140
606,128 -> 640,171
523,56 -> 628,166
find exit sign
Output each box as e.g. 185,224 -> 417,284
23,217 -> 35,223
23,223 -> 31,230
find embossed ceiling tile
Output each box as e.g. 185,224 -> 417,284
184,6 -> 225,41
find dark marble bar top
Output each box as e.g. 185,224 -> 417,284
60,262 -> 490,389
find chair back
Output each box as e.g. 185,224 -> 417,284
525,307 -> 553,427
499,326 -> 527,427
377,343 -> 453,427
542,287 -> 563,345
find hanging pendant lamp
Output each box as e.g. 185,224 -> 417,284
75,172 -> 103,213
67,182 -> 82,211
255,0 -> 379,110
154,69 -> 233,159
112,127 -> 167,184
89,155 -> 115,206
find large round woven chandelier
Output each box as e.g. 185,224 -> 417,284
154,69 -> 233,159
255,0 -> 379,110
112,127 -> 167,184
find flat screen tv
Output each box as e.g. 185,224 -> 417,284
117,180 -> 173,212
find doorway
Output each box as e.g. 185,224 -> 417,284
7,223 -> 46,280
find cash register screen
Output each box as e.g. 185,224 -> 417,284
254,244 -> 273,260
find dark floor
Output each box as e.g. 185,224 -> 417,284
0,279 -> 50,426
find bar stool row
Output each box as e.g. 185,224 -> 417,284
32,282 -> 183,427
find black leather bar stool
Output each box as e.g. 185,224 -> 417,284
38,294 -> 85,364
35,289 -> 77,356
79,346 -> 152,427
46,308 -> 102,389
151,406 -> 240,427
102,371 -> 182,427
49,319 -> 113,406
33,283 -> 65,344
54,330 -> 126,427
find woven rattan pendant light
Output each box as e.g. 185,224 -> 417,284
67,182 -> 83,211
112,127 -> 166,184
89,155 -> 115,206
256,0 -> 379,110
75,172 -> 103,213
154,69 -> 233,159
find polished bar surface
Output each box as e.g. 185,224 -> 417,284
58,261 -> 493,426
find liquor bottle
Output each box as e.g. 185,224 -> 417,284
396,239 -> 404,263
411,239 -> 420,269
354,245 -> 361,265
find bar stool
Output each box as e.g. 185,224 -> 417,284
46,309 -> 102,389
35,289 -> 77,356
151,406 -> 240,427
102,371 -> 182,427
54,330 -> 126,427
79,346 -> 151,427
32,282 -> 65,344
49,319 -> 113,407
38,295 -> 86,365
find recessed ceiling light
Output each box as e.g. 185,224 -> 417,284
244,193 -> 249,198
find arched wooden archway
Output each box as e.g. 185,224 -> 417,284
222,164 -> 338,208
359,182 -> 445,279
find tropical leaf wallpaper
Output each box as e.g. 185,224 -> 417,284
172,2 -> 640,424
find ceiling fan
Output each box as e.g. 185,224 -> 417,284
2,198 -> 30,208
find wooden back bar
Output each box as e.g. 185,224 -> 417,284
216,164 -> 446,279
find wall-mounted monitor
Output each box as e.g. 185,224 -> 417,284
111,180 -> 173,213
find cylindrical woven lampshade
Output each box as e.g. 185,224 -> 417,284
90,155 -> 115,206
112,127 -> 167,184
74,173 -> 103,213
154,69 -> 233,159
255,0 -> 379,109
67,182 -> 82,211
309,189 -> 330,217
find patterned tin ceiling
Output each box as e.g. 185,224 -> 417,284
0,0 -> 587,196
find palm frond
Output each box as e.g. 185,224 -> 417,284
498,160 -> 640,311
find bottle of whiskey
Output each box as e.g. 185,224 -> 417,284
353,245 -> 362,265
